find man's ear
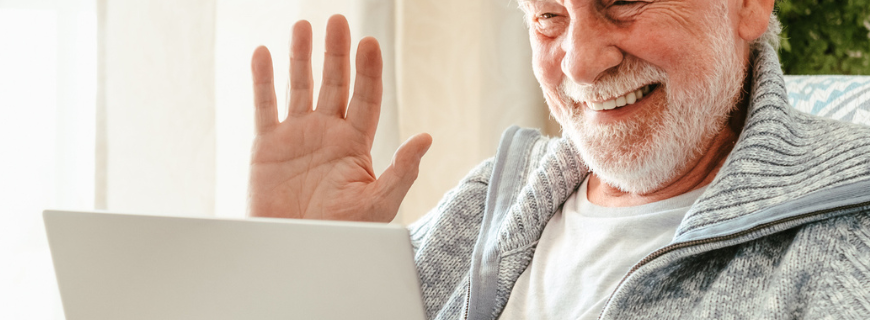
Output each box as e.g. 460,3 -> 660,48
737,0 -> 776,42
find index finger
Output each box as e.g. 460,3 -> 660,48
251,46 -> 279,133
346,37 -> 383,138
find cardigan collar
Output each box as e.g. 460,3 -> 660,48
677,43 -> 870,238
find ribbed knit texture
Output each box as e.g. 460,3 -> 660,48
409,42 -> 870,320
602,207 -> 870,319
677,43 -> 870,237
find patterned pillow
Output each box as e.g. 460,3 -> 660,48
784,75 -> 870,127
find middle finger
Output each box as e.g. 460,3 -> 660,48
288,20 -> 314,117
315,14 -> 351,117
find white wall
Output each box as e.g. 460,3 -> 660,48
100,0 -> 217,216
0,1 -> 96,318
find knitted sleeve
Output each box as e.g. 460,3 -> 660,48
405,157 -> 494,318
408,157 -> 494,254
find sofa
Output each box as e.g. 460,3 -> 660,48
785,75 -> 870,126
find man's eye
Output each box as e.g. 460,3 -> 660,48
611,0 -> 644,5
534,13 -> 567,38
606,0 -> 646,20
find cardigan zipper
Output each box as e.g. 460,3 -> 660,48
597,199 -> 870,319
463,275 -> 471,320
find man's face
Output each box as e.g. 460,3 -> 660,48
523,0 -> 750,194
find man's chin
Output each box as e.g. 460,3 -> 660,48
588,169 -> 675,195
582,156 -> 678,195
567,129 -> 688,195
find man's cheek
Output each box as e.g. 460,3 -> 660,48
544,90 -> 570,123
531,44 -> 564,89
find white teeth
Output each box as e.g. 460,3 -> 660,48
615,96 -> 626,107
626,92 -> 636,104
586,85 -> 652,111
592,102 -> 604,110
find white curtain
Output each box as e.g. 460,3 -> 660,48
96,0 -> 217,216
396,0 -> 558,223
209,0 -> 558,224
0,0 -> 96,319
96,0 -> 555,224
0,0 -> 555,316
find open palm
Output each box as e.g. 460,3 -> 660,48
248,15 -> 431,222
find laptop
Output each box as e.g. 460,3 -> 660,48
43,210 -> 427,320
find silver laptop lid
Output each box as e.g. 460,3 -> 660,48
44,210 -> 426,320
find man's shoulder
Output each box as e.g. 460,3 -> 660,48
408,127 -> 577,245
800,205 -> 870,239
678,100 -> 870,235
788,207 -> 870,292
789,107 -> 870,165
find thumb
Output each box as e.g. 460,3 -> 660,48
376,133 -> 432,205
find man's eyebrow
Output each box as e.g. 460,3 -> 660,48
517,0 -> 562,19
517,0 -> 561,6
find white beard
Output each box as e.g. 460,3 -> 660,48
556,7 -> 746,195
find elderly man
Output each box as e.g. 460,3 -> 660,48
248,0 -> 870,319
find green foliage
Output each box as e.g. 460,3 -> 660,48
777,0 -> 870,75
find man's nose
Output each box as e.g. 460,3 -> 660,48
560,18 -> 622,85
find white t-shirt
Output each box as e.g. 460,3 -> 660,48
499,177 -> 706,320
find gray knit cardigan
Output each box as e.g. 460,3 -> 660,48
408,43 -> 870,320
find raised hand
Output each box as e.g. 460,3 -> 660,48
248,15 -> 432,222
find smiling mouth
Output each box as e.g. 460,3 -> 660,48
586,84 -> 658,111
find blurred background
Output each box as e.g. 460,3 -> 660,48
777,0 -> 870,74
0,0 -> 867,318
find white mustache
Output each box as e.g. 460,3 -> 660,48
558,57 -> 667,103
